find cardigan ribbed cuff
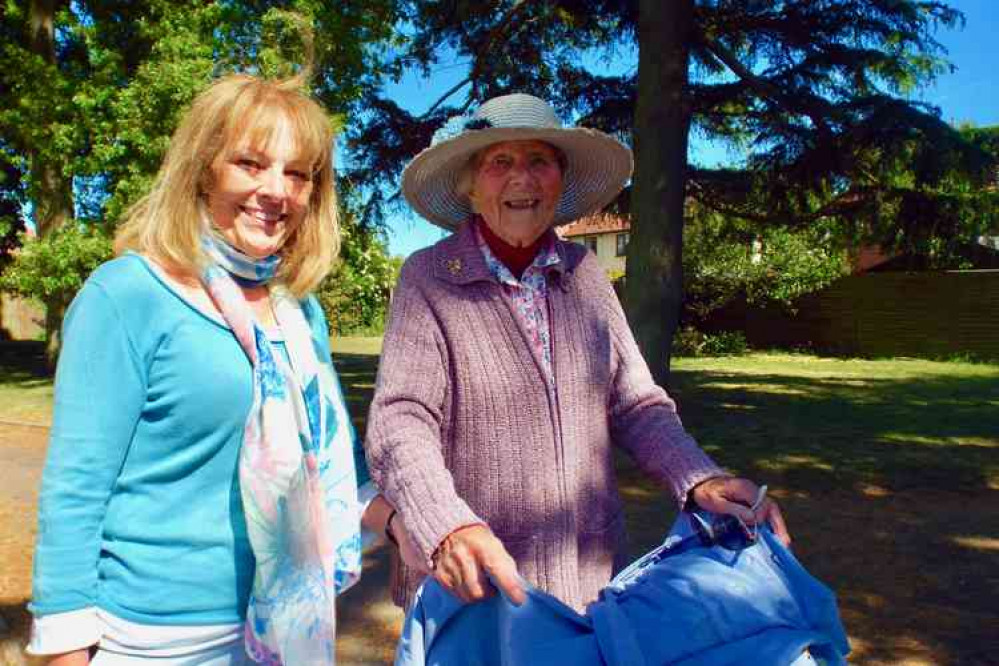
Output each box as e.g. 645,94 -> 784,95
382,458 -> 485,571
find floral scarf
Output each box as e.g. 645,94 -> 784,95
201,235 -> 362,665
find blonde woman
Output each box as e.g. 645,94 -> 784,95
28,74 -> 420,665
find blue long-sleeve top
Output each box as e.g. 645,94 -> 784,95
30,253 -> 369,626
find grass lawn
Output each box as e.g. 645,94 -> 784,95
1,339 -> 996,665
669,353 -> 999,496
329,340 -> 999,666
636,353 -> 999,665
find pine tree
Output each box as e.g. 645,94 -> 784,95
349,0 -> 995,384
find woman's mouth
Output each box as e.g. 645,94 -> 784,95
240,206 -> 286,223
503,198 -> 540,210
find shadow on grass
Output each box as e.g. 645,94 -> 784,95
669,368 -> 999,494
618,363 -> 999,666
0,342 -> 49,388
332,352 -> 379,440
335,346 -> 998,664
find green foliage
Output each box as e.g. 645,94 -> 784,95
0,1 -> 400,351
317,214 -> 400,336
0,152 -> 26,270
683,212 -> 847,324
0,226 -> 112,305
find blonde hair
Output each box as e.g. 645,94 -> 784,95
114,74 -> 339,298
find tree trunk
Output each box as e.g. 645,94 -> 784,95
43,295 -> 67,365
29,0 -> 74,364
625,0 -> 693,386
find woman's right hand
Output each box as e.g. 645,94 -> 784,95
47,648 -> 90,665
432,525 -> 526,606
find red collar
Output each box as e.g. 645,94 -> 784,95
475,216 -> 545,280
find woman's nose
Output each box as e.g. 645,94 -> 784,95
507,159 -> 535,184
257,166 -> 288,199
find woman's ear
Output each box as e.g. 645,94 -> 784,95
466,188 -> 481,212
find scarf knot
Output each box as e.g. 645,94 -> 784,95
202,234 -> 281,286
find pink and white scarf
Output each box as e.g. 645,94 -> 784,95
201,235 -> 362,665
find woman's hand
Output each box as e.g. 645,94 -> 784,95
690,476 -> 791,547
46,649 -> 90,665
432,525 -> 526,606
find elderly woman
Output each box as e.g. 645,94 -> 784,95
28,74 -> 410,666
366,93 -> 790,612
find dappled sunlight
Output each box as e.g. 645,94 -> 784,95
618,484 -> 660,501
950,535 -> 999,552
757,454 -> 835,473
876,433 -> 999,449
847,634 -> 941,666
856,483 -> 891,498
2,343 -> 995,664
717,401 -> 757,410
337,546 -> 404,663
669,353 -> 999,496
702,381 -> 813,397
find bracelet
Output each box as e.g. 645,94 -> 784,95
385,509 -> 399,546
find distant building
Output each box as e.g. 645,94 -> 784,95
558,214 -> 630,276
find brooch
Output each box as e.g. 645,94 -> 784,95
445,258 -> 462,276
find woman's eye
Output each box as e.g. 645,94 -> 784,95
286,169 -> 311,181
236,158 -> 261,171
492,156 -> 512,168
530,155 -> 552,168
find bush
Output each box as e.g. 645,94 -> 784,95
316,232 -> 400,336
672,326 -> 706,357
701,330 -> 748,356
673,326 -> 748,357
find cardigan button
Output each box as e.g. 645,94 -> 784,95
446,258 -> 462,275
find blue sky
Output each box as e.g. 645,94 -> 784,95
377,0 -> 999,257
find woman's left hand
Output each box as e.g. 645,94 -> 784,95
689,476 -> 791,547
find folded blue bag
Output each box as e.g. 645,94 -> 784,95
395,512 -> 850,666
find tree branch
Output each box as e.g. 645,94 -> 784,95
423,77 -> 473,117
688,177 -> 867,228
697,32 -> 834,138
420,0 -> 530,117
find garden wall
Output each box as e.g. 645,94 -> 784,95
706,270 -> 999,359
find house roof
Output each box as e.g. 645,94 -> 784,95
559,213 -> 629,238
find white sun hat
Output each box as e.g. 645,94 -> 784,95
401,93 -> 634,231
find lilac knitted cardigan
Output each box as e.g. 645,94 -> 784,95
365,222 -> 724,610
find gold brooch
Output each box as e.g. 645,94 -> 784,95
446,258 -> 462,275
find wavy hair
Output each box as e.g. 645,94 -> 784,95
114,73 -> 339,297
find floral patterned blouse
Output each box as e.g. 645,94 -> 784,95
474,224 -> 561,385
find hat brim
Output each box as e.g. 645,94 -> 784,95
401,127 -> 633,231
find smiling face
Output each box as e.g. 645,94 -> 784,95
469,140 -> 564,247
207,114 -> 315,259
